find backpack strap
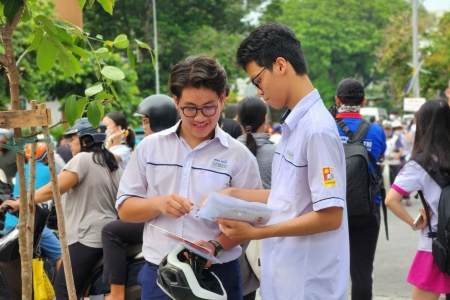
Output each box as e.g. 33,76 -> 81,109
412,154 -> 450,189
416,191 -> 437,238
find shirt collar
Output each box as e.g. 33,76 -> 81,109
282,89 -> 321,130
158,120 -> 229,148
335,112 -> 362,119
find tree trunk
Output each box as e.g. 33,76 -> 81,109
40,104 -> 77,299
0,5 -> 33,300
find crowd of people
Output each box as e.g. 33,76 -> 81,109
0,21 -> 449,300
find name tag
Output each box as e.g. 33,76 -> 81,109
212,159 -> 228,170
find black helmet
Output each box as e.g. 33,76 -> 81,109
134,94 -> 179,132
157,246 -> 227,300
63,118 -> 106,144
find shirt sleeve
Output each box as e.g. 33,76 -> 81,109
110,145 -> 131,164
392,160 -> 422,196
306,130 -> 346,211
115,141 -> 149,209
63,152 -> 89,186
230,155 -> 262,190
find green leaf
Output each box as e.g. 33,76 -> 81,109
78,0 -> 86,10
94,92 -> 113,101
3,0 -> 23,20
37,38 -> 57,73
56,49 -> 76,78
35,15 -> 57,34
108,82 -> 119,100
65,95 -> 78,126
97,0 -> 114,15
27,28 -> 43,52
87,102 -> 103,128
85,83 -> 104,97
94,47 -> 109,58
20,6 -> 31,22
94,63 -> 101,80
127,47 -> 135,70
135,38 -> 151,50
69,53 -> 81,74
76,97 -> 88,119
113,34 -> 129,49
96,34 -> 103,40
67,44 -> 88,60
55,26 -> 73,46
101,65 -> 125,81
86,0 -> 95,9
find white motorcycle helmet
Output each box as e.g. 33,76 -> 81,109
157,245 -> 227,300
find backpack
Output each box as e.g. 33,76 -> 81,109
412,154 -> 450,275
337,119 -> 380,216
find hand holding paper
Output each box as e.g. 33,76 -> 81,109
196,192 -> 273,225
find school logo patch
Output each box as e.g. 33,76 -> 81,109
322,166 -> 337,187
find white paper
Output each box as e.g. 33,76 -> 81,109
196,192 -> 273,225
149,224 -> 221,264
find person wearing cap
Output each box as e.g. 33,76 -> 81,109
116,55 -> 261,300
0,128 -> 17,186
3,142 -> 63,270
1,118 -> 121,299
212,22 -> 349,300
334,77 -> 386,300
96,96 -> 179,300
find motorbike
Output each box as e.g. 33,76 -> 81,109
0,201 -> 145,300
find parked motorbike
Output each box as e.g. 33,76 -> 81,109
0,201 -> 144,299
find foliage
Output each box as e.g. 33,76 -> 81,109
0,0 -> 150,127
262,0 -> 409,107
375,6 -> 434,106
421,12 -> 450,100
82,0 -> 265,96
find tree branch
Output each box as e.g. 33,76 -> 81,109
23,119 -> 68,138
16,50 -> 28,66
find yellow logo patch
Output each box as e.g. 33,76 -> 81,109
322,166 -> 337,187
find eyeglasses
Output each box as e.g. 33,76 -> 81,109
180,105 -> 219,118
142,120 -> 150,126
251,67 -> 267,90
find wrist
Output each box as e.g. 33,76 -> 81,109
208,240 -> 224,258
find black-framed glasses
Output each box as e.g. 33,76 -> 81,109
180,105 -> 219,118
251,67 -> 266,90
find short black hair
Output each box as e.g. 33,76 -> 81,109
236,22 -> 307,75
169,55 -> 227,99
336,78 -> 365,106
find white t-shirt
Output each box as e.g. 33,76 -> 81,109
392,160 -> 440,251
261,90 -> 349,300
116,122 -> 262,264
109,144 -> 131,170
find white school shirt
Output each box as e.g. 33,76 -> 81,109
392,160 -> 440,251
260,90 -> 349,300
109,144 -> 131,170
116,121 -> 262,264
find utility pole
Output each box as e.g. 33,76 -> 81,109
412,0 -> 419,97
153,0 -> 160,94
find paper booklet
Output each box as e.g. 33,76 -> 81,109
196,192 -> 273,225
149,224 -> 221,264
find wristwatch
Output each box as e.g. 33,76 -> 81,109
208,240 -> 224,258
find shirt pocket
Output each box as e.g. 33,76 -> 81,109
199,170 -> 231,191
273,158 -> 299,204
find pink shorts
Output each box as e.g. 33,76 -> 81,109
407,250 -> 450,294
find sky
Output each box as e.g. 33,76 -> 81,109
423,0 -> 450,11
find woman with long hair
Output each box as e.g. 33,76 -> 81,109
236,96 -> 276,300
102,112 -> 135,170
1,118 -> 122,299
385,99 -> 450,299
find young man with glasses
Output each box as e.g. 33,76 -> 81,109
116,55 -> 262,300
214,22 -> 349,299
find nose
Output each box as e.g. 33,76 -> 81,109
256,87 -> 264,96
194,111 -> 208,121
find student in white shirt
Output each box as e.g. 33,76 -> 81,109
212,22 -> 349,300
102,112 -> 135,170
116,55 -> 262,300
386,99 -> 450,299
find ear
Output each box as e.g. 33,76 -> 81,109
274,57 -> 288,74
173,96 -> 180,109
446,89 -> 450,99
361,97 -> 367,107
335,95 -> 342,106
219,92 -> 226,109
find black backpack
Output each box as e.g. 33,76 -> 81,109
413,155 -> 450,275
337,119 -> 380,215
